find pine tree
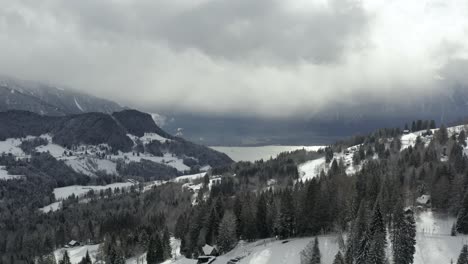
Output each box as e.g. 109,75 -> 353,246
241,196 -> 257,241
106,245 -> 125,264
333,251 -> 345,264
368,203 -> 387,264
59,251 -> 71,264
256,193 -> 269,238
348,201 -> 368,262
457,245 -> 468,264
311,237 -> 321,264
217,211 -> 238,254
460,130 -> 467,147
162,227 -> 172,260
437,124 -> 449,145
147,236 -> 157,264
391,200 -> 416,264
355,230 -> 371,264
457,192 -> 468,234
154,235 -> 165,263
79,251 -> 92,264
300,237 -> 321,264
278,189 -> 296,239
40,253 -> 57,264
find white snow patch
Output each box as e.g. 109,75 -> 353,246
150,113 -> 167,127
74,97 -> 84,112
211,146 -> 324,162
36,143 -> 68,158
53,182 -> 135,200
65,158 -> 117,176
417,195 -> 431,205
173,172 -> 207,183
0,138 -> 25,156
39,201 -> 62,213
298,157 -> 327,180
0,165 -> 23,180
298,145 -> 362,181
111,152 -> 190,172
55,244 -> 99,264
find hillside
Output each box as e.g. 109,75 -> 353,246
3,118 -> 468,264
0,75 -> 124,115
0,109 -> 233,178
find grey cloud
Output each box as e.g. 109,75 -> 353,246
0,0 -> 468,118
52,0 -> 369,64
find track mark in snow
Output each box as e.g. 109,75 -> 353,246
74,97 -> 84,112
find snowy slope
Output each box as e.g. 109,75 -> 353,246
0,165 -> 23,180
54,244 -> 100,264
0,133 -> 191,177
297,145 -> 362,180
53,182 -> 135,200
159,210 -> 467,264
0,138 -> 26,157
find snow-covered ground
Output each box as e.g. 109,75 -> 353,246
160,210 -> 468,264
400,124 -> 468,151
65,157 -> 117,176
297,145 -> 361,181
0,133 -> 192,177
211,146 -> 324,162
127,133 -> 172,144
53,182 -> 135,200
54,244 -> 100,264
0,137 -> 28,157
173,172 -> 206,183
297,157 -> 327,181
40,182 -> 135,213
0,165 -> 23,180
109,152 -> 190,172
40,201 -> 62,213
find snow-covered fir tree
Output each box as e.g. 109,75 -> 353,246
300,237 -> 321,264
217,211 -> 238,253
391,200 -> 416,264
457,245 -> 468,264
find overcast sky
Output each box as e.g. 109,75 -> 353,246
1,0 -> 468,118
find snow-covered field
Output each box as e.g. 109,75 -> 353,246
162,210 -> 468,264
211,146 -> 324,162
0,165 -> 23,180
0,137 -> 26,157
0,133 -> 192,177
53,182 -> 135,200
54,244 -> 100,264
109,152 -> 190,172
297,145 -> 361,181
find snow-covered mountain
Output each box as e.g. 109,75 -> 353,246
0,75 -> 124,115
0,109 -> 232,180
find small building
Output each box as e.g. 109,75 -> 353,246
202,244 -> 218,256
403,130 -> 410,135
416,195 -> 431,206
67,240 -> 80,247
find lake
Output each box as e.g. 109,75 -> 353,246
210,145 -> 324,162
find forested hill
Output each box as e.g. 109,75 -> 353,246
4,119 -> 468,264
0,76 -> 125,116
0,109 -> 232,166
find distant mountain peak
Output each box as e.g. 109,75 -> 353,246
0,75 -> 125,116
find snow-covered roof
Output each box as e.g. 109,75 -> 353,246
202,244 -> 216,255
417,195 -> 431,205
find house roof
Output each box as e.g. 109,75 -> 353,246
202,244 -> 215,255
416,194 -> 431,204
